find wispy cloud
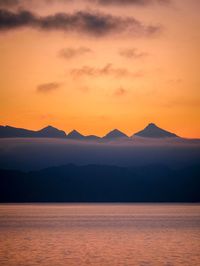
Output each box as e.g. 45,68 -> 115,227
0,0 -> 171,8
0,0 -> 19,7
114,87 -> 127,96
90,0 -> 171,6
0,9 -> 161,37
119,48 -> 148,59
58,47 -> 92,59
166,78 -> 182,84
70,63 -> 144,78
37,82 -> 61,93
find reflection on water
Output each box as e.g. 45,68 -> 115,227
0,204 -> 199,266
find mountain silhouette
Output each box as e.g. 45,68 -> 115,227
134,123 -> 178,138
0,125 -> 66,138
85,135 -> 101,140
103,129 -> 128,139
35,126 -> 66,138
67,130 -> 85,139
0,164 -> 199,202
0,123 -> 184,139
0,125 -> 36,138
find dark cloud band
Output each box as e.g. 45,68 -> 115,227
37,82 -> 61,93
119,48 -> 148,59
0,0 -> 171,8
58,47 -> 92,59
93,0 -> 171,6
70,64 -> 143,78
0,0 -> 19,7
0,9 -> 161,37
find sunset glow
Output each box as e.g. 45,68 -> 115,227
0,0 -> 199,138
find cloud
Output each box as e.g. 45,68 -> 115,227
114,87 -> 127,96
0,9 -> 161,37
0,0 -> 56,8
37,82 -> 61,93
58,47 -> 92,59
119,48 -> 148,59
77,86 -> 90,92
167,78 -> 182,84
88,0 -> 171,6
0,0 -> 171,8
0,0 -> 19,7
70,63 -> 143,78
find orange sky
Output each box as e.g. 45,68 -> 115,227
0,0 -> 199,137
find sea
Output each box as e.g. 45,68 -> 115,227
0,204 -> 199,266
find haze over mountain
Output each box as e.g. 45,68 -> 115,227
0,136 -> 199,171
134,123 -> 178,138
0,125 -> 199,202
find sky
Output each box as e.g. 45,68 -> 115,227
0,0 -> 199,138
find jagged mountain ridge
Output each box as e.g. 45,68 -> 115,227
0,125 -> 66,138
0,123 -> 181,139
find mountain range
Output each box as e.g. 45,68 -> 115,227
0,125 -> 66,138
0,123 -> 180,139
0,123 -> 199,203
0,164 -> 199,202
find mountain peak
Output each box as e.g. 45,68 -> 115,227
85,135 -> 100,140
37,125 -> 66,137
41,125 -> 57,131
147,123 -> 157,128
134,123 -> 178,138
46,125 -> 55,129
67,130 -> 84,139
103,129 -> 128,139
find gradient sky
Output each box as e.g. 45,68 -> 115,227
0,0 -> 199,137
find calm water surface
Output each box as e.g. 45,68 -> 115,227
0,204 -> 199,266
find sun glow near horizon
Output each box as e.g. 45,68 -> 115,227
0,0 -> 199,138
